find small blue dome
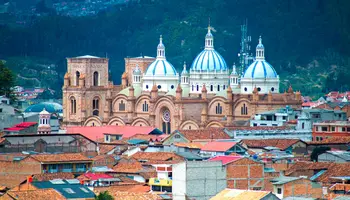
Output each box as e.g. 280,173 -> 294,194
25,102 -> 63,113
145,59 -> 177,76
191,49 -> 228,71
243,60 -> 278,78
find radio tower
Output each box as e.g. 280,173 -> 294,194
238,19 -> 253,75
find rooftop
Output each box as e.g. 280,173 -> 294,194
240,139 -> 302,150
31,153 -> 92,163
175,128 -> 230,141
2,188 -> 66,200
210,188 -> 274,200
131,152 -> 185,164
201,141 -> 238,152
307,137 -> 350,145
208,155 -> 243,165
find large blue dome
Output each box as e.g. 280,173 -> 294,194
190,49 -> 228,71
243,60 -> 278,78
145,59 -> 177,76
24,102 -> 63,113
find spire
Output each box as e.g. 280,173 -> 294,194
256,36 -> 265,61
182,61 -> 188,75
205,20 -> 214,50
231,63 -> 237,75
157,35 -> 165,59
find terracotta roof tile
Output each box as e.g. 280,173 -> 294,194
131,152 -> 185,163
285,161 -> 332,176
241,139 -> 302,150
307,137 -> 350,145
113,192 -> 162,200
329,183 -> 350,191
113,158 -> 144,173
32,173 -> 74,181
127,134 -> 164,142
31,153 -> 92,163
3,188 -> 66,200
227,126 -> 294,131
177,128 -> 230,141
98,144 -> 117,154
174,142 -> 203,149
0,174 -> 28,189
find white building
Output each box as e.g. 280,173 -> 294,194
172,161 -> 226,200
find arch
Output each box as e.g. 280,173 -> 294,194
84,116 -> 102,126
131,117 -> 150,127
135,95 -> 151,113
234,98 -> 251,117
107,116 -> 126,126
92,96 -> 100,116
153,97 -> 176,134
75,71 -> 80,86
93,71 -> 99,86
206,120 -> 224,128
179,120 -> 200,130
112,95 -> 128,113
69,96 -> 76,114
208,97 -> 226,116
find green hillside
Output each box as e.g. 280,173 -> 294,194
0,0 -> 350,99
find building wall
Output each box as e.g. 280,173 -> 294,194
226,158 -> 264,190
274,179 -> 322,199
0,157 -> 42,176
318,153 -> 347,163
173,161 -> 226,200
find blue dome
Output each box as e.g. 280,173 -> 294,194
145,59 -> 177,76
25,102 -> 63,113
243,60 -> 278,78
191,49 -> 228,71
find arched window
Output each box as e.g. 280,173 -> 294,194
241,103 -> 248,115
217,85 -> 220,91
196,85 -> 199,91
223,85 -> 226,90
162,109 -> 171,134
216,103 -> 223,114
92,97 -> 99,116
93,71 -> 99,86
70,97 -> 76,114
192,85 -> 194,91
210,85 -> 213,92
75,71 -> 80,86
119,100 -> 125,111
302,122 -> 305,129
142,101 -> 148,112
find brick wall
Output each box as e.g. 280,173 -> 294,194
282,179 -> 323,199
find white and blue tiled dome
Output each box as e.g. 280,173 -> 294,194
145,59 -> 177,76
243,60 -> 277,78
190,26 -> 228,71
144,35 -> 178,76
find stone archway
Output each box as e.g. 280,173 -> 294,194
206,121 -> 224,128
131,117 -> 150,127
84,116 -> 102,126
179,120 -> 200,130
153,97 -> 176,134
107,117 -> 126,126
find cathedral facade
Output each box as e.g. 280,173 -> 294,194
62,27 -> 302,133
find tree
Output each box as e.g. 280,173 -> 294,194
95,191 -> 114,200
0,60 -> 16,103
310,146 -> 330,162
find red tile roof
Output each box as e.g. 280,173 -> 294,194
113,158 -> 144,174
31,153 -> 92,163
4,122 -> 37,132
227,126 -> 294,131
3,188 -> 66,200
177,128 -> 230,141
78,172 -> 114,181
66,126 -> 159,141
241,139 -> 302,150
307,137 -> 350,145
201,142 -> 238,152
131,152 -> 185,164
32,173 -> 74,181
208,156 -> 243,165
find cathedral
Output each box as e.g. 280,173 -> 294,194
62,26 -> 302,133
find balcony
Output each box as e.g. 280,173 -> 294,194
149,178 -> 172,187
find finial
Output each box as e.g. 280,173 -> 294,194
159,35 -> 163,43
183,61 -> 186,70
259,35 -> 262,44
208,17 -> 211,33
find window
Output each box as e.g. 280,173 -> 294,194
63,188 -> 75,194
119,100 -> 125,111
171,85 -> 174,89
142,101 -> 149,112
244,87 -> 247,92
217,85 -> 220,91
174,134 -> 181,139
277,188 -> 282,194
196,85 -> 199,91
93,71 -> 99,86
62,164 -> 73,172
271,87 -> 275,92
75,71 -> 80,86
70,97 -> 76,114
146,85 -> 149,89
92,97 -> 99,116
192,85 -> 194,91
302,122 -> 305,129
0,108 -> 2,113
342,127 -> 346,132
189,126 -> 191,130
223,85 -> 226,90
241,104 -> 248,115
321,126 -> 328,131
158,85 -> 161,89
347,127 -> 350,132
216,103 -> 223,114
210,85 -> 213,92
257,87 -> 261,92
331,127 -> 335,132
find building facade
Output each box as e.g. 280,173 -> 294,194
62,27 -> 302,132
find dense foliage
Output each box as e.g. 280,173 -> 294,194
310,146 -> 331,162
0,60 -> 16,103
95,191 -> 114,200
0,0 -> 350,98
